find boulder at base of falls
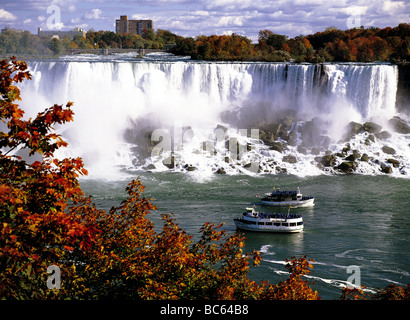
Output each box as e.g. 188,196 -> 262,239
297,145 -> 307,155
387,158 -> 400,168
215,168 -> 226,174
345,150 -> 361,161
344,121 -> 363,140
389,116 -> 410,134
282,155 -> 297,164
311,147 -> 321,155
143,164 -> 156,170
320,154 -> 337,167
363,122 -> 382,134
375,131 -> 392,140
337,161 -> 356,173
258,128 -> 277,146
380,163 -> 393,174
360,154 -> 369,162
269,141 -> 284,153
184,164 -> 197,171
382,146 -> 396,155
163,156 -> 175,169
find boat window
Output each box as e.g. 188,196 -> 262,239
274,223 -> 281,226
290,223 -> 296,227
266,222 -> 272,226
282,223 -> 289,227
297,222 -> 303,226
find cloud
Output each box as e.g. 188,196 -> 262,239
85,8 -> 103,20
49,22 -> 65,31
2,0 -> 409,37
216,16 -> 244,27
0,9 -> 17,22
382,0 -> 405,14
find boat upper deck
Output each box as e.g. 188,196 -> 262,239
242,211 -> 302,221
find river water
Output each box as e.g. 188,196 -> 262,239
80,172 -> 410,300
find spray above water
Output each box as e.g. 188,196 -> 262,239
17,55 -> 409,179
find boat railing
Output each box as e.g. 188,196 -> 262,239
244,211 -> 301,220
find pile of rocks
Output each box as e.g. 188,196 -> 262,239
130,114 -> 408,176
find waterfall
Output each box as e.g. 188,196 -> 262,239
17,58 -> 407,178
323,64 -> 398,119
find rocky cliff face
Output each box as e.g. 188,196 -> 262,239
397,63 -> 410,114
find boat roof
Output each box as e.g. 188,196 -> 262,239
243,210 -> 302,220
271,189 -> 299,195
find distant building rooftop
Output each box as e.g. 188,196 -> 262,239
1,26 -> 26,33
115,15 -> 153,36
38,27 -> 86,39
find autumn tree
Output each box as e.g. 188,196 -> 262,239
0,57 -> 97,298
260,256 -> 321,300
341,284 -> 410,300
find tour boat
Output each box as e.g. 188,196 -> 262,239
257,187 -> 314,208
234,207 -> 304,233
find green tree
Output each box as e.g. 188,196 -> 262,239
73,34 -> 92,49
266,33 -> 288,50
144,29 -> 156,41
49,38 -> 62,55
398,37 -> 410,60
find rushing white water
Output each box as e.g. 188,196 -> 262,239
17,54 -> 408,179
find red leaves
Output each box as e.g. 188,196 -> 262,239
1,58 -> 75,159
0,57 -> 96,299
193,34 -> 256,60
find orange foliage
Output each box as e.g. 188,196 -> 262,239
341,284 -> 410,300
260,256 -> 321,300
0,57 -> 98,299
193,34 -> 256,61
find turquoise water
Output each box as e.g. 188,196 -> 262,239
80,172 -> 410,300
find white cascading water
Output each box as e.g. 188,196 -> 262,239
17,56 -> 408,179
324,64 -> 398,120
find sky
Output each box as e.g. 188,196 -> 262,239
0,0 -> 409,40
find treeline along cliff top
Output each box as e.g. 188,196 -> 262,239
0,23 -> 409,62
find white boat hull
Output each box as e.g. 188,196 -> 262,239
234,219 -> 304,233
260,198 -> 315,208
